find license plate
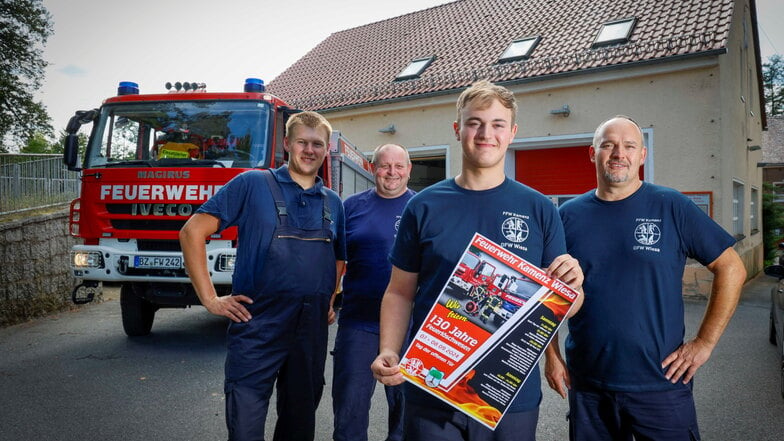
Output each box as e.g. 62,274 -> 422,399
133,256 -> 182,269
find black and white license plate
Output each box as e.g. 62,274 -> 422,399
133,256 -> 182,269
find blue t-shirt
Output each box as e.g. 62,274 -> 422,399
391,178 -> 566,412
340,188 -> 416,332
197,166 -> 346,296
559,182 -> 735,392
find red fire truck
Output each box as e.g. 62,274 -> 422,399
448,251 -> 499,300
63,79 -> 374,336
447,251 -> 529,326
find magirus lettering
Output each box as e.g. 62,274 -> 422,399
137,170 -> 191,179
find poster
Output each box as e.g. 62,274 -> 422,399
399,233 -> 580,430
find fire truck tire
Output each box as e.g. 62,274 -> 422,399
120,283 -> 156,336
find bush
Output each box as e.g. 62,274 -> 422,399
763,183 -> 784,266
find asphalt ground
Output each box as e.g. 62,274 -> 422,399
1,275 -> 783,440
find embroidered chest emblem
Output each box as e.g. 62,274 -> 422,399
634,222 -> 661,245
502,217 -> 529,243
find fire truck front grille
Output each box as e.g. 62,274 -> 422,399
110,219 -> 188,231
106,203 -> 201,214
137,239 -> 182,252
122,267 -> 188,278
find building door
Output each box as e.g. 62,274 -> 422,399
514,146 -> 645,206
410,155 -> 446,191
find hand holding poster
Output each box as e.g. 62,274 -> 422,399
398,233 -> 580,430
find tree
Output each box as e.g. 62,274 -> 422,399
763,54 -> 784,116
20,131 -> 50,153
20,129 -> 87,154
763,183 -> 784,265
0,0 -> 54,152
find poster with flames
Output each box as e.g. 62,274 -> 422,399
399,233 -> 580,430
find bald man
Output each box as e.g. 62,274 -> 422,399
331,144 -> 415,441
547,115 -> 746,440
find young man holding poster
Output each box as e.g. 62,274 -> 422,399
370,80 -> 584,440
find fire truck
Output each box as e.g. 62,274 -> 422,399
62,79 -> 374,336
447,251 -> 528,326
448,251 -> 498,299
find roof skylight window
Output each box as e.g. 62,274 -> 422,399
498,37 -> 540,62
593,18 -> 636,47
396,57 -> 434,80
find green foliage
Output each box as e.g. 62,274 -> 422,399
763,183 -> 784,265
20,131 -> 51,153
19,130 -> 87,154
0,0 -> 54,148
763,54 -> 784,116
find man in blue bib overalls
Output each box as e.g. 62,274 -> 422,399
181,111 -> 346,441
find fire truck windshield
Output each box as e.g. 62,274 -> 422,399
83,100 -> 271,169
463,252 -> 480,269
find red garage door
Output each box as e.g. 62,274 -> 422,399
514,146 -> 645,204
515,146 -> 595,196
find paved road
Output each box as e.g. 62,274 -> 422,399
1,277 -> 783,440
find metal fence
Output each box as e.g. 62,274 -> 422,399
0,154 -> 80,214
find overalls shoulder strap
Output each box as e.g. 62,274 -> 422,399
262,170 -> 288,226
263,170 -> 332,229
319,187 -> 332,229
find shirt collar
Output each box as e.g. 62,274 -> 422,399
273,165 -> 325,194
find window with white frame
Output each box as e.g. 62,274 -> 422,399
593,18 -> 636,47
732,180 -> 745,237
395,57 -> 434,80
498,37 -> 540,62
750,187 -> 759,233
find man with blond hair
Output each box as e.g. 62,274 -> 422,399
181,111 -> 346,441
371,81 -> 583,440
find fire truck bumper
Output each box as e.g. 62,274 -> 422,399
69,240 -> 234,285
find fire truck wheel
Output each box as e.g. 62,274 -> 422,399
120,283 -> 156,337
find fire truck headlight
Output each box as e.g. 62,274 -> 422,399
217,254 -> 236,272
72,251 -> 104,268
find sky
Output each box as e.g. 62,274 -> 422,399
36,0 -> 784,136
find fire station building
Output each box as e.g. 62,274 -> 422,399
268,0 -> 767,293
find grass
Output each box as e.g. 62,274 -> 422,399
0,203 -> 71,224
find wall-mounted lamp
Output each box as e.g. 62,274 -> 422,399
747,145 -> 761,151
549,104 -> 570,117
378,124 -> 396,134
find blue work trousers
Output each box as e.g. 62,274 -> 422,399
568,383 -> 700,441
403,400 -> 538,441
224,295 -> 329,441
332,325 -> 404,441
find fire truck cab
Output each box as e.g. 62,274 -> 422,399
63,79 -> 373,336
448,251 -> 498,299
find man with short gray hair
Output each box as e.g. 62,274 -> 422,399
547,115 -> 746,440
332,143 -> 415,441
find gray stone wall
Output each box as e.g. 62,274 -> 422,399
0,208 -> 86,327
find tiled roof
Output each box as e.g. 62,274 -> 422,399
762,115 -> 784,164
268,0 -> 734,111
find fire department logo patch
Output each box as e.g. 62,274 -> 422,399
502,217 -> 529,243
634,222 -> 661,245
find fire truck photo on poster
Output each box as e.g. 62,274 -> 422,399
399,233 -> 580,430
